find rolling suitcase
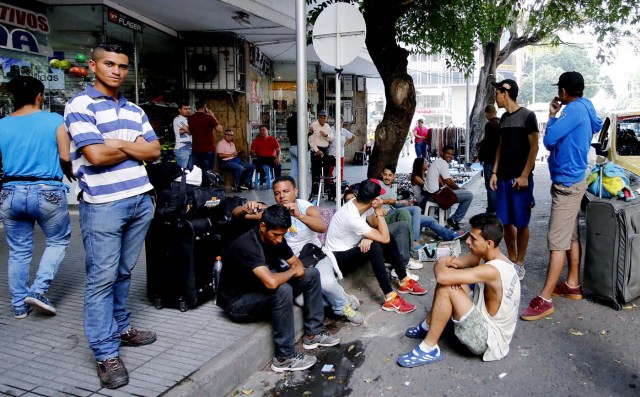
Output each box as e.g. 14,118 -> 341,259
145,217 -> 222,311
583,195 -> 640,310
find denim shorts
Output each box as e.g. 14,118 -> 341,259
496,176 -> 534,228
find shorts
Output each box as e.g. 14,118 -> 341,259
453,305 -> 488,356
495,175 -> 534,228
548,180 -> 586,251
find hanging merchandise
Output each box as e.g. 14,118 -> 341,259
74,53 -> 86,63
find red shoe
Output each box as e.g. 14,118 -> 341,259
552,281 -> 583,300
520,296 -> 554,321
398,279 -> 428,295
382,294 -> 416,314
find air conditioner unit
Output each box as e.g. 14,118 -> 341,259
186,43 -> 245,92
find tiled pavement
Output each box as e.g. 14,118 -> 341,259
0,157 -> 482,397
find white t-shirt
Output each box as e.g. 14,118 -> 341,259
285,199 -> 322,255
173,115 -> 191,150
425,157 -> 451,193
328,127 -> 354,157
325,199 -> 373,252
474,259 -> 521,361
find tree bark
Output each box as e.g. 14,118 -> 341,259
363,0 -> 415,178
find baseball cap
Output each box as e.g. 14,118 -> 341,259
356,178 -> 386,201
490,79 -> 519,98
552,71 -> 584,92
318,110 -> 328,116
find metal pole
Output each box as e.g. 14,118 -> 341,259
465,75 -> 469,164
134,41 -> 139,104
295,0 -> 309,198
334,9 -> 342,208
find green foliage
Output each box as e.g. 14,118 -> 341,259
519,45 -> 601,104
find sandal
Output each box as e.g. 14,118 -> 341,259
397,345 -> 444,368
404,323 -> 429,339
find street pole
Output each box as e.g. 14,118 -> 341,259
295,0 -> 309,198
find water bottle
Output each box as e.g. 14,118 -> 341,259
213,256 -> 223,303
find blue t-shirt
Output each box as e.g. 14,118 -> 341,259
0,111 -> 64,185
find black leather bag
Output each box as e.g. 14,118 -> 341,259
430,186 -> 458,210
298,243 -> 326,268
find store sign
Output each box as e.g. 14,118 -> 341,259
107,8 -> 142,32
35,69 -> 64,90
0,3 -> 50,55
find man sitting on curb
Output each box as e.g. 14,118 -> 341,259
217,204 -> 340,372
232,176 -> 364,326
397,213 -> 520,367
325,179 -> 428,315
380,164 -> 469,249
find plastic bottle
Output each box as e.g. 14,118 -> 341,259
213,256 -> 223,303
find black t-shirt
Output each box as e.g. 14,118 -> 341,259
497,108 -> 539,180
286,113 -> 298,146
478,117 -> 500,164
216,227 -> 294,309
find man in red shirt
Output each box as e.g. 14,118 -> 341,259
189,98 -> 223,172
251,124 -> 281,184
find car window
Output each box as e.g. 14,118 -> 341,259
617,117 -> 640,156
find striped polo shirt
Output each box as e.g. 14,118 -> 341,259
64,86 -> 158,204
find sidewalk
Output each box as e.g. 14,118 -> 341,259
0,157 -> 481,397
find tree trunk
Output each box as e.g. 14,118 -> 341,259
468,41 -> 499,159
363,0 -> 415,178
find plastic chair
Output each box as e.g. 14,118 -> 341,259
253,165 -> 275,189
424,199 -> 449,226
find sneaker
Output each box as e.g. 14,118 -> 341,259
405,323 -> 429,339
120,328 -> 157,347
407,258 -> 424,270
24,292 -> 56,315
520,296 -> 554,321
271,352 -> 317,372
96,356 -> 129,389
13,305 -> 32,319
552,281 -> 583,300
398,278 -> 428,295
340,304 -> 364,326
390,269 -> 420,281
346,293 -> 360,310
514,264 -> 526,281
239,184 -> 250,190
453,230 -> 469,241
303,331 -> 341,350
397,345 -> 444,367
382,294 -> 416,314
447,217 -> 461,231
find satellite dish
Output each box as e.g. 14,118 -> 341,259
312,3 -> 366,68
189,54 -> 218,83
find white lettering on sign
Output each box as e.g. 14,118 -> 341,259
0,3 -> 50,33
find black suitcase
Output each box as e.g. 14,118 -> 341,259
145,217 -> 221,311
584,194 -> 640,310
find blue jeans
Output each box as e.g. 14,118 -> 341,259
193,151 -> 215,172
451,189 -> 474,223
414,141 -> 428,158
174,147 -> 192,169
225,267 -> 324,359
0,184 -> 71,308
396,205 -> 457,241
80,193 -> 154,361
314,256 -> 347,315
221,157 -> 255,186
483,163 -> 497,213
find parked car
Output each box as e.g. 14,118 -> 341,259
593,110 -> 640,183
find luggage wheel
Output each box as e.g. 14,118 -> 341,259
179,300 -> 189,312
154,298 -> 163,310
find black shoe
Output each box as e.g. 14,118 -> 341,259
96,357 -> 128,389
447,217 -> 461,231
247,182 -> 254,190
120,328 -> 157,347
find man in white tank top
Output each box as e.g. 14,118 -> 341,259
397,213 -> 520,367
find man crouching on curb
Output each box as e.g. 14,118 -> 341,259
397,213 -> 520,367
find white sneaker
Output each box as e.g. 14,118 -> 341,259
346,294 -> 360,310
390,269 -> 420,281
407,258 -> 424,270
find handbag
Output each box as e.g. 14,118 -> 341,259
298,243 -> 326,268
430,186 -> 458,210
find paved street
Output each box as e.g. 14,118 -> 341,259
234,161 -> 640,397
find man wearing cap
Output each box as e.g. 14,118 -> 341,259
521,71 -> 602,321
308,110 -> 333,193
325,179 -> 428,315
489,79 -> 539,281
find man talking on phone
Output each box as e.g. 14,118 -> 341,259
520,71 -> 602,321
489,79 -> 539,281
